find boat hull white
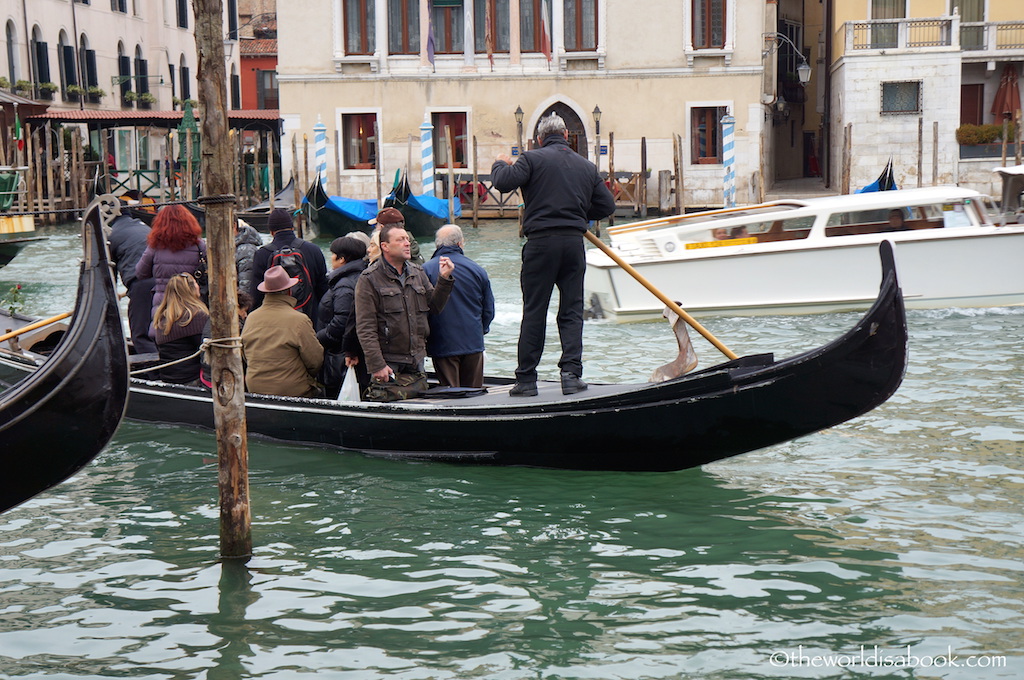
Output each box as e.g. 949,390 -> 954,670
586,229 -> 1024,321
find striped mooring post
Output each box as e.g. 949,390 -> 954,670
721,113 -> 736,208
313,116 -> 328,186
420,117 -> 435,197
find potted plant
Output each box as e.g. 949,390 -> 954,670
122,90 -> 138,106
138,92 -> 157,108
14,80 -> 33,96
956,122 -> 1018,158
66,84 -> 86,101
86,86 -> 106,103
0,77 -> 10,90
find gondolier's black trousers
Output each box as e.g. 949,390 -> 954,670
516,233 -> 585,382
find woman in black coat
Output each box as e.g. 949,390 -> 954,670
316,236 -> 368,398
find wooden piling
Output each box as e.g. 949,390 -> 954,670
607,132 -> 615,227
444,124 -> 456,223
334,128 -> 342,197
194,0 -> 251,561
673,133 -> 683,215
639,137 -> 648,218
471,135 -> 479,228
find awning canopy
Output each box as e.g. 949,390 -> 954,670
24,108 -> 281,133
0,90 -> 50,120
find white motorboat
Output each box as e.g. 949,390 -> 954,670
585,186 -> 1024,322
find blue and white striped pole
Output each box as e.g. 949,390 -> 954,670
420,117 -> 435,197
313,116 -> 328,185
721,113 -> 736,208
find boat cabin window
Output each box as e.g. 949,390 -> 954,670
823,201 -> 965,237
751,215 -> 815,242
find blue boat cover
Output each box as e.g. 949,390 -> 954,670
405,191 -> 462,219
300,194 -> 379,221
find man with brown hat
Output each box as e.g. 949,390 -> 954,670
369,207 -> 423,265
250,208 -> 328,322
241,265 -> 324,398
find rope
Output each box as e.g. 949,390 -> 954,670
130,335 -> 242,377
196,193 -> 237,205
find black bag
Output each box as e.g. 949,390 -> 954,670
362,372 -> 428,402
268,238 -> 313,311
193,244 -> 209,300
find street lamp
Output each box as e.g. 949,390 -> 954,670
515,105 -> 524,154
763,32 -> 812,85
592,106 -> 602,166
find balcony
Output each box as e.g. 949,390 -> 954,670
846,17 -> 956,52
959,21 -> 1024,61
843,16 -> 1024,61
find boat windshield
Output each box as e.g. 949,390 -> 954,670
824,200 -> 980,236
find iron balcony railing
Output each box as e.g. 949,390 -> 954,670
846,16 -> 1024,55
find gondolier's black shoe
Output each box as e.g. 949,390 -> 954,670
561,372 -> 588,395
509,381 -> 538,397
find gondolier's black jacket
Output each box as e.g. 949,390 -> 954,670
491,133 -> 615,237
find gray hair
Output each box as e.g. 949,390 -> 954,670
435,224 -> 464,248
536,113 -> 567,140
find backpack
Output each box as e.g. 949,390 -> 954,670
268,238 -> 314,311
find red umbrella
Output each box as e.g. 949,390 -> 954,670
991,64 -> 1022,120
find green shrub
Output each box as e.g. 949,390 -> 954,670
956,123 -> 1017,145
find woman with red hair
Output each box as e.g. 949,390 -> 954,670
135,204 -> 207,339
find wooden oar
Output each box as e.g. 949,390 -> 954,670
0,312 -> 73,344
584,231 -> 739,360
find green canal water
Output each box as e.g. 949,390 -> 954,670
0,221 -> 1021,678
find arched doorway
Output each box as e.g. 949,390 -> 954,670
534,103 -> 588,158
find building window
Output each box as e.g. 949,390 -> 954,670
692,0 -> 725,49
474,0 -> 510,55
343,113 -> 377,169
346,0 -> 375,55
176,0 -> 189,29
564,0 -> 596,51
6,22 -> 18,84
881,81 -> 921,114
520,0 -> 552,56
33,36 -> 52,86
691,106 -> 726,164
387,0 -> 419,54
432,0 -> 464,54
431,112 -> 467,168
256,70 -> 278,109
180,63 -> 191,101
111,0 -> 127,12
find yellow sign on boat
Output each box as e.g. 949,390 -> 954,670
686,237 -> 757,250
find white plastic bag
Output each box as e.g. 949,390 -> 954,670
338,368 -> 361,403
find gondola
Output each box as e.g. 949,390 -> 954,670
121,194 -> 207,229
0,194 -> 130,513
1,242 -> 906,472
237,178 -> 297,231
300,176 -> 377,238
384,171 -> 461,237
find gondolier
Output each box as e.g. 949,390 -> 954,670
492,112 -> 616,397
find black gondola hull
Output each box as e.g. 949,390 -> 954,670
0,195 -> 129,512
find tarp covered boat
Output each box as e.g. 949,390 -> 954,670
384,171 -> 461,237
301,177 -> 377,238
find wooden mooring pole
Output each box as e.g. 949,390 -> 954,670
194,0 -> 251,561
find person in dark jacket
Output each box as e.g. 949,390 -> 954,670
234,219 -> 264,302
108,208 -> 157,354
422,224 -> 495,388
316,235 -> 368,398
250,208 -> 328,323
135,204 -> 207,339
354,223 -> 454,394
152,273 -> 209,385
492,112 -> 616,397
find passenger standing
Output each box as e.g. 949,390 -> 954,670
250,208 -> 328,323
152,273 -> 209,385
369,207 -> 423,264
492,112 -> 616,396
354,223 -> 455,400
134,204 -> 207,338
107,207 -> 157,353
316,236 -> 368,399
422,224 -> 495,388
242,266 -> 324,398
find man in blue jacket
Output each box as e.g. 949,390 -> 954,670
423,224 -> 495,388
492,112 -> 616,396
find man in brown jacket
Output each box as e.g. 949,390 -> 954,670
242,265 -> 324,398
354,223 -> 455,393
